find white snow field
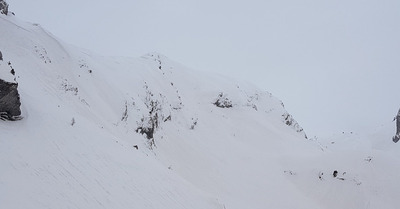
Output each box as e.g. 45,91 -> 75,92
1,14 -> 399,209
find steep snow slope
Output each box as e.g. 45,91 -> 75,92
0,16 -> 224,209
0,14 -> 308,209
1,14 -> 399,209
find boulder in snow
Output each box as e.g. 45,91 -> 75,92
0,79 -> 21,120
0,0 -> 8,15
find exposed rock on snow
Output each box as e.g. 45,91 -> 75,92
0,78 -> 21,120
0,50 -> 21,120
0,0 -> 8,15
283,112 -> 307,139
393,108 -> 400,143
213,92 -> 233,108
141,53 -> 166,70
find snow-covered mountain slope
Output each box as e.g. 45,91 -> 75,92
1,13 -> 399,209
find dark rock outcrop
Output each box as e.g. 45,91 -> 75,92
0,0 -> 8,15
213,93 -> 233,108
393,109 -> 400,143
282,112 -> 308,139
0,79 -> 21,120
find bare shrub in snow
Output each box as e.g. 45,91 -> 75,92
190,118 -> 198,130
61,80 -> 78,95
121,101 -> 128,122
136,89 -> 167,148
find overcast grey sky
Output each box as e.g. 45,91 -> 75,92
7,0 -> 400,137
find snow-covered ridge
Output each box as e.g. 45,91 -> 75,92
1,12 -> 399,209
0,13 -> 308,209
0,14 -> 307,143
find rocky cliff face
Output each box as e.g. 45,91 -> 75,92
0,0 -> 8,15
0,49 -> 21,120
0,79 -> 21,120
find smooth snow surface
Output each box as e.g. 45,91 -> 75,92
1,14 -> 399,209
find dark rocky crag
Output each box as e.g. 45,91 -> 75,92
393,109 -> 400,143
0,49 -> 22,121
0,79 -> 21,120
0,0 -> 8,15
